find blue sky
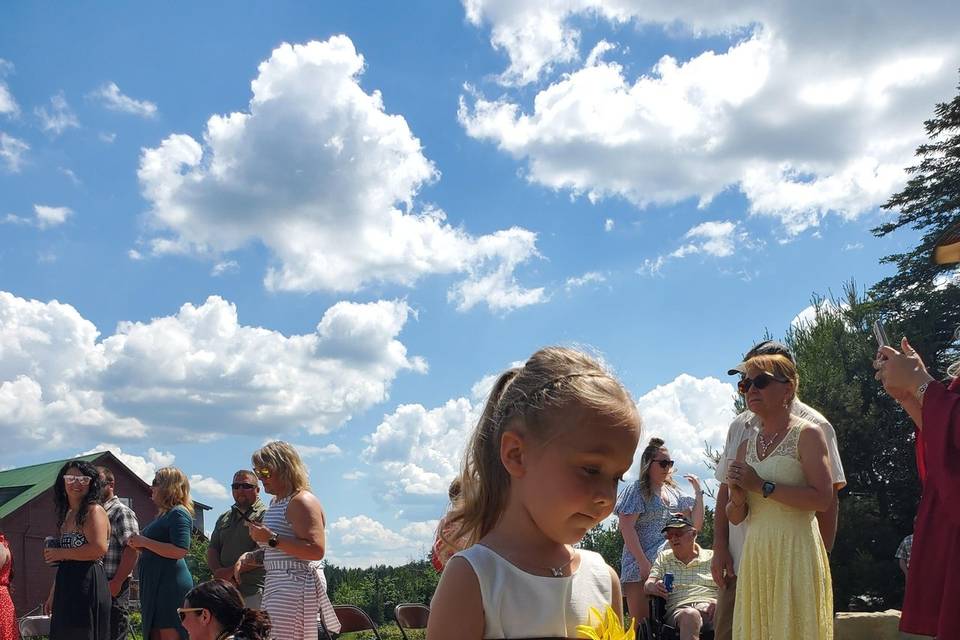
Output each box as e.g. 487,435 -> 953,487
2,1 -> 957,565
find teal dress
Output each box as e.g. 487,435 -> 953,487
139,506 -> 194,639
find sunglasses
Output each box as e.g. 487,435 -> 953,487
254,468 -> 272,480
653,459 -> 675,470
737,372 -> 788,394
176,608 -> 204,621
231,482 -> 257,490
63,475 -> 92,485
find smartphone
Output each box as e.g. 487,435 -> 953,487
873,320 -> 890,348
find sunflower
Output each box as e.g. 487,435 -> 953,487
576,605 -> 635,640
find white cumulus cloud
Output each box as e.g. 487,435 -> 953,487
460,1 -> 960,235
90,82 -> 158,118
0,292 -> 425,464
79,443 -> 176,482
640,220 -> 758,275
189,474 -> 230,500
327,514 -> 438,567
34,205 -> 73,229
138,36 -> 543,313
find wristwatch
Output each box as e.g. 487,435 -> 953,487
761,481 -> 776,498
267,534 -> 279,548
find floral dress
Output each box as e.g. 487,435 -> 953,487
0,534 -> 17,640
614,482 -> 695,583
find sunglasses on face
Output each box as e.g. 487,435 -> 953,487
737,371 -> 788,394
254,468 -> 272,480
176,608 -> 204,621
653,459 -> 675,470
231,482 -> 257,490
64,475 -> 92,485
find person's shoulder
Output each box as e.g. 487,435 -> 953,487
697,547 -> 714,563
793,400 -> 832,428
86,502 -> 108,518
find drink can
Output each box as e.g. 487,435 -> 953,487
664,572 -> 674,593
44,536 -> 60,566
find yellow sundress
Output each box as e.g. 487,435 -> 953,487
732,418 -> 833,639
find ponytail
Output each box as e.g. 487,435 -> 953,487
235,608 -> 271,640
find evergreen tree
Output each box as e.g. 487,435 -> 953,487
871,72 -> 960,374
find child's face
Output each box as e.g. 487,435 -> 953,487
519,406 -> 640,544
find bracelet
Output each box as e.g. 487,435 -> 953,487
917,380 -> 931,407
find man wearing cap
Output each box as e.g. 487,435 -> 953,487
645,514 -> 717,640
711,340 -> 846,640
207,470 -> 267,608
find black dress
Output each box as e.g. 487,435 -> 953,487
50,531 -> 110,640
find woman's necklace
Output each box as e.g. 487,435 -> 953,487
757,426 -> 787,458
493,545 -> 578,577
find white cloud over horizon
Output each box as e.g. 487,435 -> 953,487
460,1 -> 960,236
0,291 -> 425,459
138,36 -> 544,313
327,514 -> 438,567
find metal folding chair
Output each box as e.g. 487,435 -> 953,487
17,605 -> 51,638
319,604 -> 383,640
394,603 -> 430,640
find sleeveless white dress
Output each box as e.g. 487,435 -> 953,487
456,545 -> 614,638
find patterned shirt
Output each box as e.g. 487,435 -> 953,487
648,545 -> 717,616
896,534 -> 913,567
103,495 -> 140,581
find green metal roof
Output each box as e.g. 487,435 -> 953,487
0,453 -> 101,519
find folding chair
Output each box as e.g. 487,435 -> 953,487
394,603 -> 430,639
319,604 -> 384,640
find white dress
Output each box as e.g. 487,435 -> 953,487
456,544 -> 614,638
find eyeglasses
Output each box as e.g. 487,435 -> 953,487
231,482 -> 257,490
176,608 -> 204,621
63,475 -> 92,485
653,459 -> 675,470
254,468 -> 272,480
737,372 -> 788,394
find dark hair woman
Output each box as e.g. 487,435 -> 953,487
178,580 -> 270,640
0,524 -> 17,640
44,460 -> 110,640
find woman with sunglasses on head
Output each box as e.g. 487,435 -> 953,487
236,441 -> 340,639
726,354 -> 833,639
126,467 -> 195,640
178,579 -> 270,640
44,460 -> 111,640
615,437 -> 703,622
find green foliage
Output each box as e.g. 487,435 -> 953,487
326,560 -> 439,625
578,519 -> 624,570
186,533 -> 212,585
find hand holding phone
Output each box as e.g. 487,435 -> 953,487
873,320 -> 890,349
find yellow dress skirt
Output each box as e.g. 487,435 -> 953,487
733,421 -> 833,640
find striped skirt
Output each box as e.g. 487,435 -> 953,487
263,559 -> 340,639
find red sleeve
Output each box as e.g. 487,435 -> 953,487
920,379 -> 960,522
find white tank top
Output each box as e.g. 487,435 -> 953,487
456,545 -> 614,638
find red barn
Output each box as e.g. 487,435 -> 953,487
0,451 -> 209,615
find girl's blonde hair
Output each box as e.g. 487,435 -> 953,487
445,346 -> 640,549
637,437 -> 679,499
153,466 -> 195,516
252,441 -> 310,493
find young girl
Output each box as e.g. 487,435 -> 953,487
428,347 -> 642,639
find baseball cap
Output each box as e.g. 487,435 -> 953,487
728,339 -> 795,375
933,220 -> 960,265
661,513 -> 694,533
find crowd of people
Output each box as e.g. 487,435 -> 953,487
0,242 -> 956,640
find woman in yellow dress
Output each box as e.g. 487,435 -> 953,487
726,353 -> 834,639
